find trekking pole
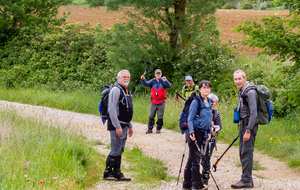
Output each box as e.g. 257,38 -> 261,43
133,60 -> 153,96
210,172 -> 220,190
176,92 -> 186,101
176,141 -> 187,186
212,134 -> 239,172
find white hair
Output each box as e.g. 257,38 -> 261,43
233,70 -> 246,78
208,93 -> 219,102
117,70 -> 130,78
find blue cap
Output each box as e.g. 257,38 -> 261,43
185,76 -> 193,81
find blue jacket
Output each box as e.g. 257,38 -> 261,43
187,95 -> 213,134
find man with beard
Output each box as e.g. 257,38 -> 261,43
103,70 -> 133,181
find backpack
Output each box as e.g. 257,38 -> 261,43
244,84 -> 274,125
99,85 -> 112,124
179,96 -> 201,133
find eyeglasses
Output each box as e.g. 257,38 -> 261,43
201,87 -> 211,90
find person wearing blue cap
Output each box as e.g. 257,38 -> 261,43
182,76 -> 199,100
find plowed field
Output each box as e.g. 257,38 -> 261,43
58,6 -> 290,57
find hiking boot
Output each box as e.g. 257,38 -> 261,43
182,188 -> 192,190
118,174 -> 131,181
192,187 -> 208,190
146,129 -> 153,134
156,129 -> 161,133
103,175 -> 118,181
202,170 -> 210,185
231,180 -> 254,189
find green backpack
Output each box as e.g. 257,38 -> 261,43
244,84 -> 274,125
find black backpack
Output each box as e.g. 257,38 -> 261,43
179,96 -> 201,133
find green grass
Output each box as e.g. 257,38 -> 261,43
122,147 -> 170,183
69,0 -> 89,6
0,110 -> 103,189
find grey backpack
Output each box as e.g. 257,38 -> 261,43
244,84 -> 273,125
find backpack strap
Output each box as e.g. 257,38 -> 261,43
116,84 -> 129,109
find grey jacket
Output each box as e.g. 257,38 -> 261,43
238,82 -> 258,130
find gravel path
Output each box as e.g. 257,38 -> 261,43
1,100 -> 299,190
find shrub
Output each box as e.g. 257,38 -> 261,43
0,23 -> 116,91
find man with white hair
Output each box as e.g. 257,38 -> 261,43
103,70 -> 133,181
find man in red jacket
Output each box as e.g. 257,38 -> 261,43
141,69 -> 171,133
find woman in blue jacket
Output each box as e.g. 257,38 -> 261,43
183,80 -> 213,190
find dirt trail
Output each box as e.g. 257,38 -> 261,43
1,100 -> 299,190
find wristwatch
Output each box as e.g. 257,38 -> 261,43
246,129 -> 251,133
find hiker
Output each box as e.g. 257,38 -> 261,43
201,93 -> 222,185
182,80 -> 213,190
231,70 -> 258,189
103,70 -> 133,181
141,69 -> 171,134
182,76 -> 199,100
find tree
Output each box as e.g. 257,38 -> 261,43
88,0 -> 221,50
87,0 -> 228,88
0,0 -> 69,46
235,0 -> 300,70
235,0 -> 300,112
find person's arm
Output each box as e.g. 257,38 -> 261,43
247,90 -> 258,131
215,112 -> 222,130
243,89 -> 257,141
162,79 -> 171,88
128,121 -> 133,137
108,87 -> 122,130
141,78 -> 153,87
187,100 -> 198,134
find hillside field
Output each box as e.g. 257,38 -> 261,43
58,6 -> 290,57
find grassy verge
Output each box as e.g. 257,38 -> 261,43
0,92 -> 170,187
68,0 -> 89,6
0,110 -> 103,189
0,87 -> 299,172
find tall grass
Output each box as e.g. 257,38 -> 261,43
0,110 -> 103,189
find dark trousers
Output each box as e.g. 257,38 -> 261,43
183,129 -> 205,189
239,120 -> 258,183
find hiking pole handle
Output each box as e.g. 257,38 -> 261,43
212,134 -> 239,172
176,92 -> 186,101
133,60 -> 153,96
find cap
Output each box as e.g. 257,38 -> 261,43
155,69 -> 162,74
185,76 -> 193,81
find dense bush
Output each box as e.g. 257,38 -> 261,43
0,23 -> 116,91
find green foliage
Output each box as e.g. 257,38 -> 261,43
0,23 -> 116,91
0,0 -> 68,46
235,0 -> 300,111
0,110 -> 103,189
89,0 -> 224,86
241,0 -> 255,9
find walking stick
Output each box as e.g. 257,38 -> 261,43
176,92 -> 186,101
177,141 -> 187,186
210,172 -> 220,190
212,134 -> 239,172
133,60 -> 153,96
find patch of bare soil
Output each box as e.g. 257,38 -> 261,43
57,6 -> 290,57
1,100 -> 299,190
